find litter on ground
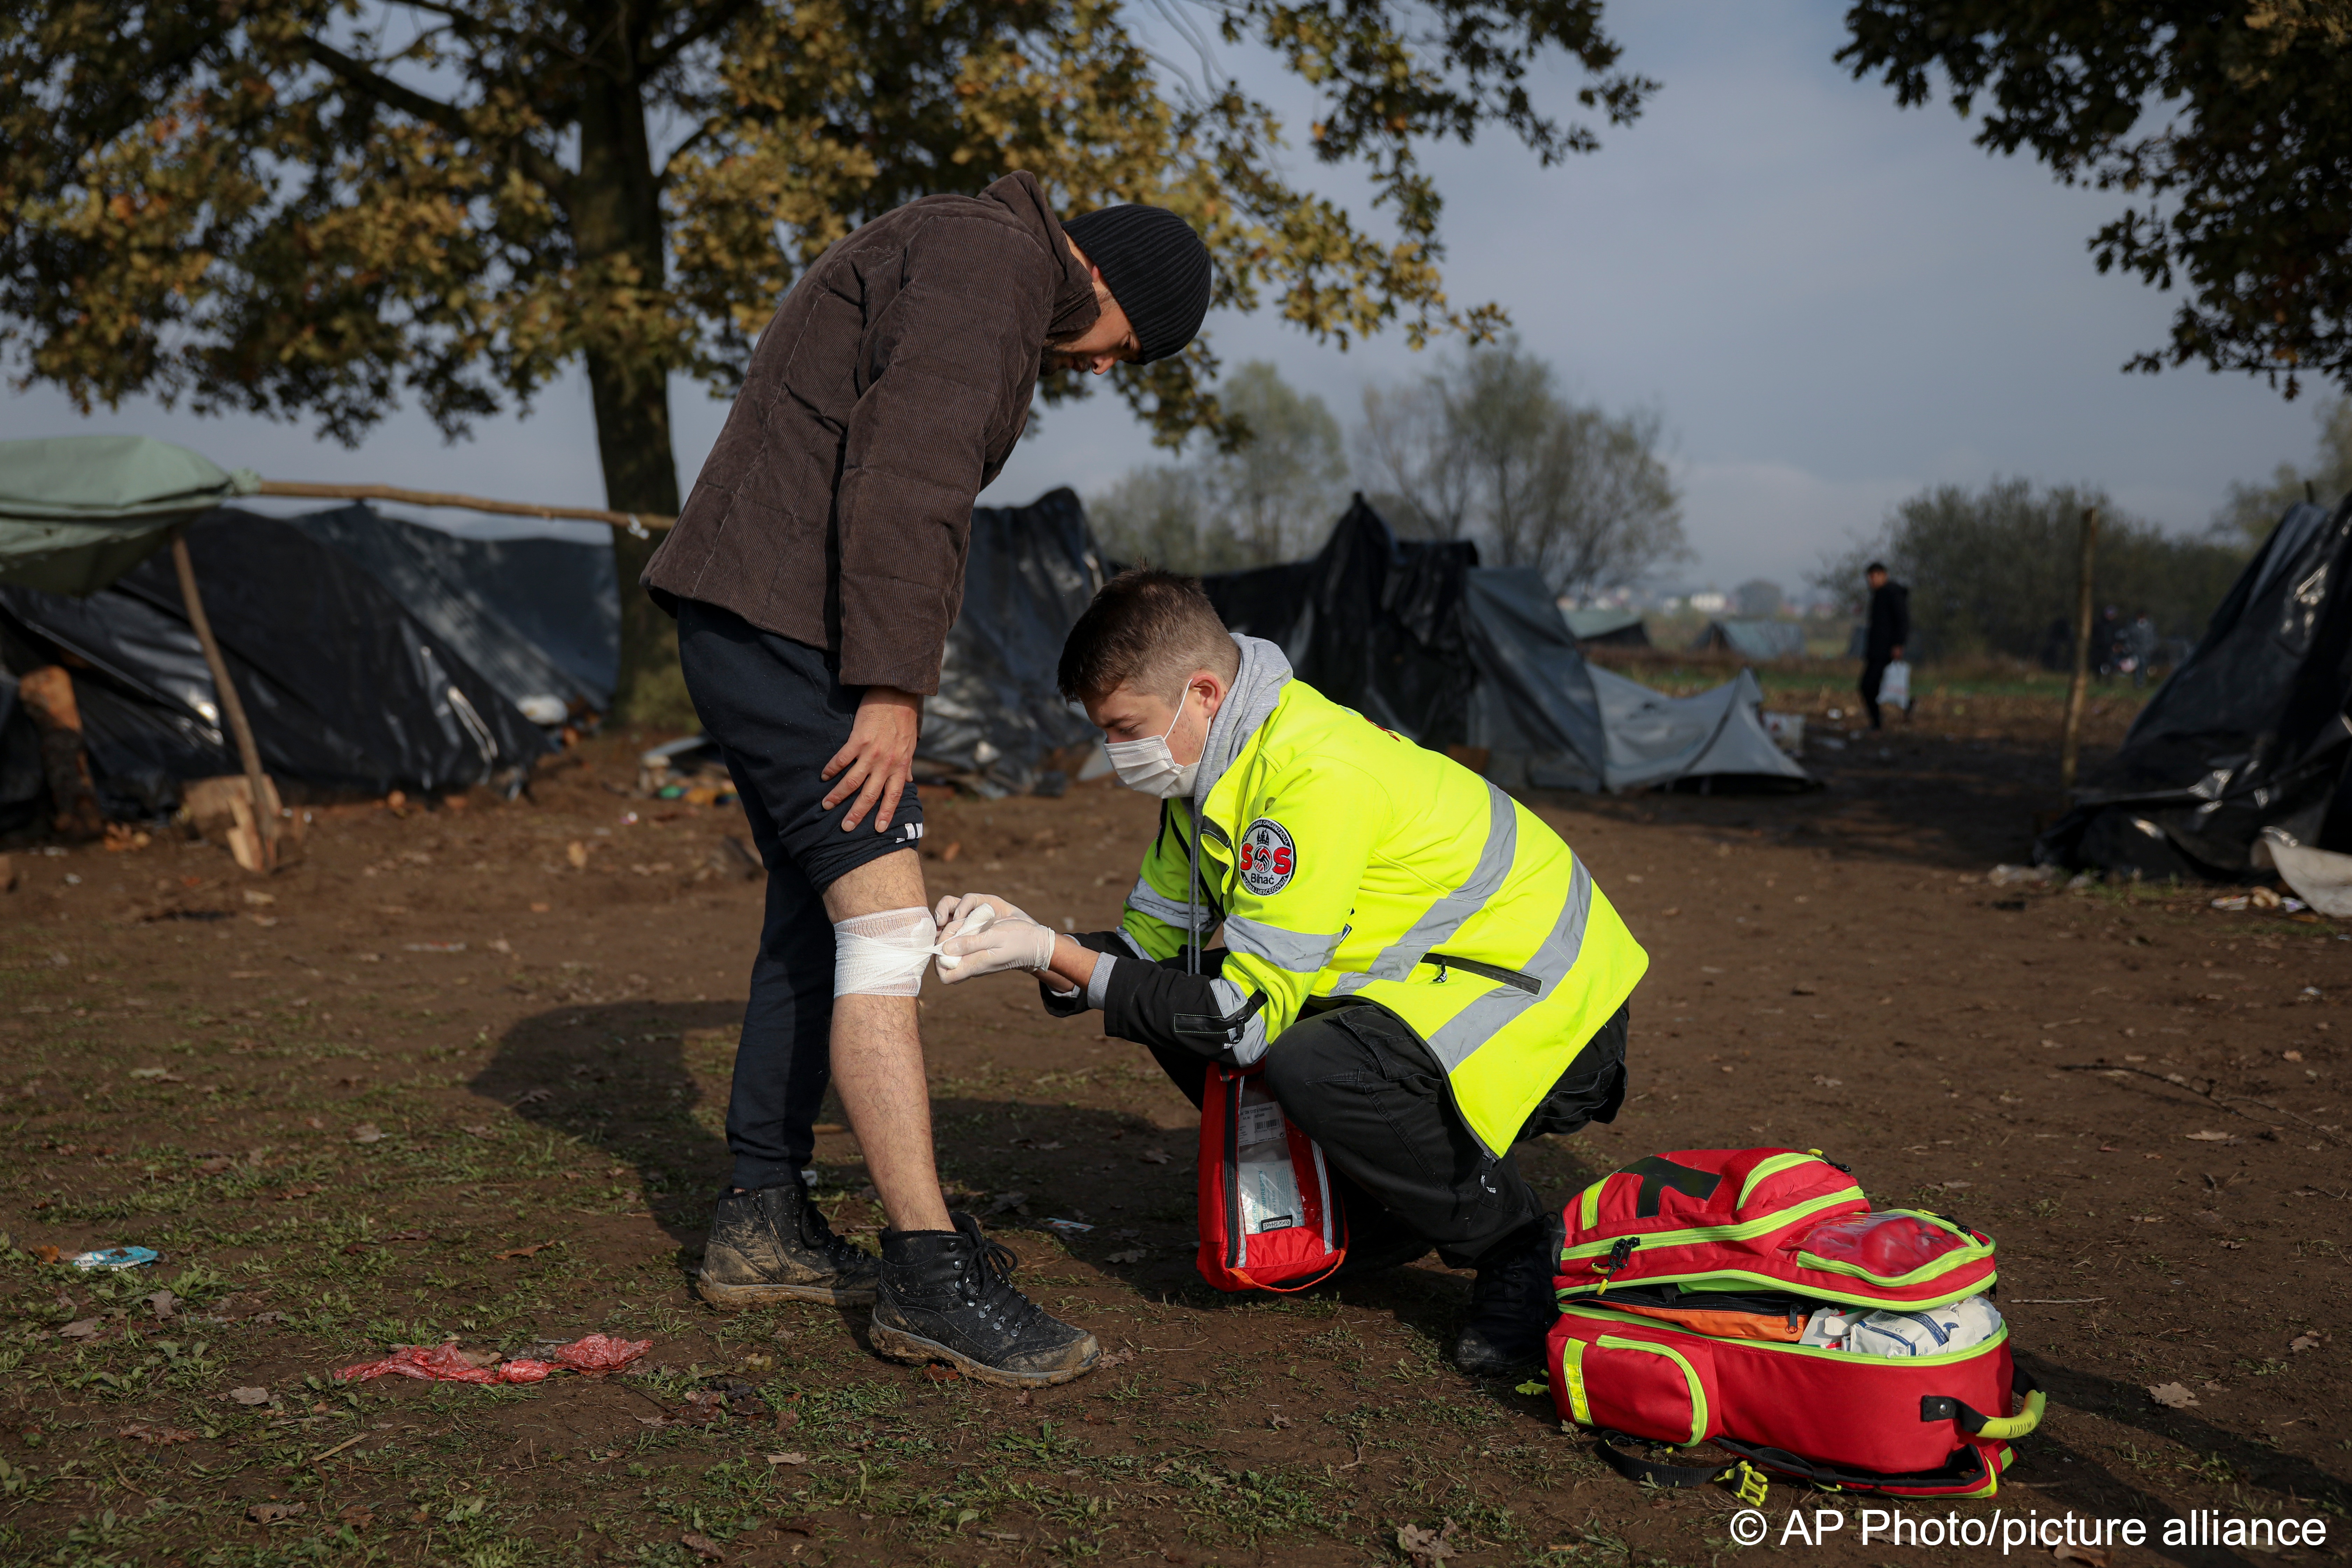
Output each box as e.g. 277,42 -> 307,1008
71,1246 -> 160,1270
335,1332 -> 651,1385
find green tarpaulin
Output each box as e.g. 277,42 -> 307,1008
0,434 -> 258,595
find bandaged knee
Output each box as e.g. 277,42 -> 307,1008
833,906 -> 938,997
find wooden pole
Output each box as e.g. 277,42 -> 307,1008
255,479 -> 673,533
169,525 -> 276,872
2058,506 -> 2100,796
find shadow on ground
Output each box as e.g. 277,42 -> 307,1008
467,1000 -> 1609,1393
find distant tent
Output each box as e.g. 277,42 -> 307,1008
2039,495 -> 2352,879
919,488 -> 1108,794
1562,608 -> 1651,647
1462,569 -> 1809,792
0,510 -> 552,818
1693,618 -> 1805,660
1205,503 -> 1811,793
287,503 -> 618,719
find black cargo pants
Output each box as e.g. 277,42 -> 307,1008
1146,1001 -> 1628,1269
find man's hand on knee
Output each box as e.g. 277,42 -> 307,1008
821,686 -> 921,832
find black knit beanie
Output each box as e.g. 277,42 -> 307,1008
1061,205 -> 1213,364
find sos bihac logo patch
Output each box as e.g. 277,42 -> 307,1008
1237,818 -> 1295,896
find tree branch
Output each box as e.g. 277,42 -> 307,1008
298,35 -> 573,203
641,0 -> 758,74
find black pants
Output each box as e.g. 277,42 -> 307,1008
1859,656 -> 1890,729
1146,1001 -> 1628,1269
676,601 -> 927,1193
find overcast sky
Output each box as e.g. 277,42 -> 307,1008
5,0 -> 2326,593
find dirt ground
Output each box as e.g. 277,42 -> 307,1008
1,694 -> 2345,1568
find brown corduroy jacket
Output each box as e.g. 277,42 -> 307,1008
643,171 -> 1098,694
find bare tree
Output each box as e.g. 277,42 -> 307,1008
1201,363 -> 1350,563
1356,341 -> 1687,597
1357,381 -> 1477,539
1090,362 -> 1345,569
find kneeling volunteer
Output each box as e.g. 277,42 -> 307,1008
934,569 -> 1646,1372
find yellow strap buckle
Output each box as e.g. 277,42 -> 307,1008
1724,1460 -> 1769,1508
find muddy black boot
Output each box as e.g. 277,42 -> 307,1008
1453,1221 -> 1556,1376
696,1181 -> 878,1308
870,1213 -> 1099,1388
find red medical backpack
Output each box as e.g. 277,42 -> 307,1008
1546,1148 -> 2042,1499
1195,1063 -> 1348,1291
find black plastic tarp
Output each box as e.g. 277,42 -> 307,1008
0,508 -> 553,816
1203,497 -> 1480,747
2038,495 -> 2352,879
919,488 -> 1108,792
288,503 -> 619,718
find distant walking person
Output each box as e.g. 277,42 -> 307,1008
1859,562 -> 1909,729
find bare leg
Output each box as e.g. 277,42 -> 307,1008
822,848 -> 952,1233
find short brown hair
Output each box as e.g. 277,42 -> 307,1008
1058,568 -> 1238,701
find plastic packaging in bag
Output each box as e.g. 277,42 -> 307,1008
1800,1294 -> 2001,1357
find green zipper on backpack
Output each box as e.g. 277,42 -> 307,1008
1563,1304 -> 2010,1369
1559,1267 -> 1998,1312
1559,1187 -> 1865,1264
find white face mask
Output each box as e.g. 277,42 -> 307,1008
1104,689 -> 1199,799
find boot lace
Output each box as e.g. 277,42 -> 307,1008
950,1218 -> 1058,1337
794,1194 -> 873,1270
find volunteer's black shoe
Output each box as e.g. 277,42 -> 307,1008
1318,1229 -> 1433,1287
696,1182 -> 878,1308
870,1213 -> 1100,1388
1453,1222 -> 1556,1376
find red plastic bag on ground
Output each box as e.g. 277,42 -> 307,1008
336,1343 -> 547,1384
335,1333 -> 650,1385
552,1333 -> 652,1376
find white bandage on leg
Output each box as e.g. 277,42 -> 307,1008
833,906 -> 939,997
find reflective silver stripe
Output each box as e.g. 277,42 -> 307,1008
1211,977 -> 1272,1065
1360,784 -> 1518,982
1223,915 -> 1340,975
1114,928 -> 1148,960
1423,857 -> 1595,1081
1126,877 -> 1194,927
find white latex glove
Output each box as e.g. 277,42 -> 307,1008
932,893 -> 1055,983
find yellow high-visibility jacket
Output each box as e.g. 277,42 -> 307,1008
1107,676 -> 1647,1157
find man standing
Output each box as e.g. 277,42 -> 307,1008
1859,561 -> 1909,730
933,570 -> 1646,1375
640,173 -> 1212,1388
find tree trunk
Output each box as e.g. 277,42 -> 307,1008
572,0 -> 692,725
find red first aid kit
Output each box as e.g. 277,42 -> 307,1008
1195,1063 -> 1348,1291
1545,1148 -> 2041,1500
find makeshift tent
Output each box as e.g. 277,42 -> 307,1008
1693,617 -> 1805,660
0,434 -> 258,595
1563,608 -> 1651,646
1206,502 -> 1812,793
919,488 -> 1108,793
287,503 -> 618,719
1463,569 -> 1810,792
2039,495 -> 2352,879
0,509 -> 553,818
